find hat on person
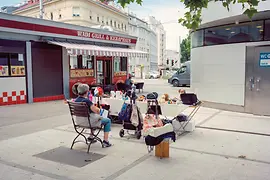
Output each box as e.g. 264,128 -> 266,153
77,84 -> 89,95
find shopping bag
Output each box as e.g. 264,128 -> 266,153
118,103 -> 132,122
130,104 -> 139,127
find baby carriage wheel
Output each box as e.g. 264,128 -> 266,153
119,129 -> 125,138
135,131 -> 141,139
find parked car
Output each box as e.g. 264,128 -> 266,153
149,71 -> 160,79
168,61 -> 190,87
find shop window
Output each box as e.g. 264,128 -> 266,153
70,55 -> 94,69
120,57 -> 127,71
191,30 -> 204,48
10,54 -> 25,76
114,57 -> 121,72
0,53 -> 25,77
0,54 -> 9,76
264,20 -> 270,40
204,21 -> 263,46
114,57 -> 127,72
82,55 -> 94,69
69,55 -> 78,69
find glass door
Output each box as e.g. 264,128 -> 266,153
97,60 -> 103,85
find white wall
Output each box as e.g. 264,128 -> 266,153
0,77 -> 27,105
202,1 -> 270,24
191,44 -> 246,106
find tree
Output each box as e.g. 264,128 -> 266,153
180,36 -> 191,64
102,0 -> 264,30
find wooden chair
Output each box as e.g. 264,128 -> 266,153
67,101 -> 103,153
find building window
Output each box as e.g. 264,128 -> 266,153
204,21 -> 264,46
124,24 -> 127,31
50,12 -> 53,20
97,16 -> 100,22
114,57 -> 127,72
59,14 -> 62,19
89,11 -> 92,20
114,21 -> 116,27
121,23 -> 123,30
110,20 -> 113,26
0,53 -> 25,77
72,7 -> 80,17
264,20 -> 270,40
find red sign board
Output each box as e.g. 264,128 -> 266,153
77,31 -> 132,44
0,18 -> 137,44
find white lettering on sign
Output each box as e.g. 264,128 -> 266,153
77,31 -> 132,44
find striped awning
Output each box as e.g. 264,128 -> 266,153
48,41 -> 148,58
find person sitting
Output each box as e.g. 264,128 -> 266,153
75,84 -> 112,148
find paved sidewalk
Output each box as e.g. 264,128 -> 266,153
0,102 -> 270,180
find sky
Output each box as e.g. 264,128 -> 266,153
127,0 -> 189,51
0,0 -> 189,51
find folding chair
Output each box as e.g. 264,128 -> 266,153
171,93 -> 202,136
67,101 -> 103,153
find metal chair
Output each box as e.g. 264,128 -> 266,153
67,101 -> 103,153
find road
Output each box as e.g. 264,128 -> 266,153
136,78 -> 191,98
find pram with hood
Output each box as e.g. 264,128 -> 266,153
118,89 -> 143,139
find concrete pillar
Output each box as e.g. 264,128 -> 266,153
62,47 -> 70,99
26,41 -> 33,103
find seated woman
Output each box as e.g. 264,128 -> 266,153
75,84 -> 112,148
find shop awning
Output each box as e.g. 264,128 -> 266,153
48,41 -> 148,58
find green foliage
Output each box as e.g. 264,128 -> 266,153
180,36 -> 191,64
103,0 -> 265,30
178,0 -> 264,30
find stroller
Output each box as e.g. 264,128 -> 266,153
118,90 -> 143,139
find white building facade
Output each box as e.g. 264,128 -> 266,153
146,16 -> 166,71
191,1 -> 270,115
165,50 -> 180,70
13,0 -> 129,34
128,13 -> 151,78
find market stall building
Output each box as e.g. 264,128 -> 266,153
0,13 -> 146,106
